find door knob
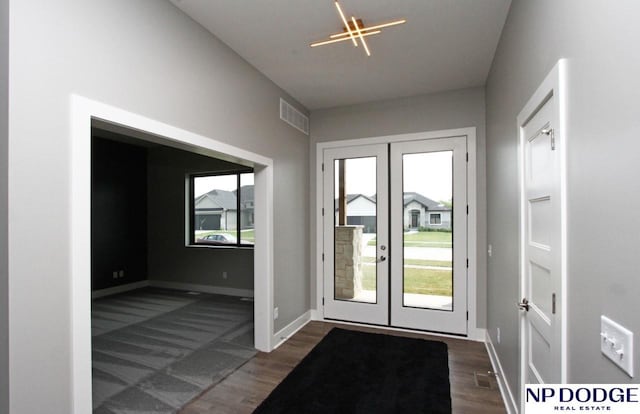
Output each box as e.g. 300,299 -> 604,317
518,298 -> 530,312
378,256 -> 386,263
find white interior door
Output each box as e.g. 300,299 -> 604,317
520,94 -> 562,384
323,144 -> 388,325
390,137 -> 468,334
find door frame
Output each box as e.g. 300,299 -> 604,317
517,59 -> 568,407
314,127 -> 481,339
70,95 -> 275,413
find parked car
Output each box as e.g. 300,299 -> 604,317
197,233 -> 237,244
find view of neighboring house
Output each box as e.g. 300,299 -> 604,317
402,192 -> 451,230
194,185 -> 254,230
335,192 -> 451,232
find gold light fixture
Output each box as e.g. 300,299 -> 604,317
310,1 -> 406,56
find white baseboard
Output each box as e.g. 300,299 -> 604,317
148,280 -> 254,298
485,331 -> 518,414
91,280 -> 150,299
310,308 -> 322,321
272,310 -> 312,350
468,327 -> 487,342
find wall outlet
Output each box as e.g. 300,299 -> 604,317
497,327 -> 501,344
601,315 -> 634,377
112,271 -> 118,279
274,307 -> 279,320
118,270 -> 124,278
222,271 -> 228,279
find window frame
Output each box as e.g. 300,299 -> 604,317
189,169 -> 255,248
429,213 -> 442,225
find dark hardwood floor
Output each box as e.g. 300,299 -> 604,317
181,321 -> 507,414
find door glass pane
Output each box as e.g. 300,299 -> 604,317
402,151 -> 453,311
334,157 -> 376,303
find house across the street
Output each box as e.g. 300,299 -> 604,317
194,185 -> 254,230
335,192 -> 451,233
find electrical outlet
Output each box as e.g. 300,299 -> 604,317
497,327 -> 501,344
118,270 -> 124,278
601,315 -> 634,377
274,307 -> 279,320
112,271 -> 118,279
222,271 -> 228,280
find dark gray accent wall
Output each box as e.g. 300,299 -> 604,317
0,0 -> 7,410
310,87 -> 487,328
147,146 -> 253,290
486,0 -> 640,403
91,137 -> 148,290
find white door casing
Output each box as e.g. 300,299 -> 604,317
315,127 -> 479,339
322,137 -> 469,335
518,60 -> 567,401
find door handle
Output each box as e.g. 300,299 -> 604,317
377,255 -> 386,263
518,298 -> 530,312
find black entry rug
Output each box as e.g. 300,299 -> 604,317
253,328 -> 451,414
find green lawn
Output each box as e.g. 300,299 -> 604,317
368,231 -> 452,248
361,265 -> 452,296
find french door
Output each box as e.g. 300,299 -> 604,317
323,137 -> 468,335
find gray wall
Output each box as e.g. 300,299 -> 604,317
7,1 -> 309,412
310,87 -> 487,329
486,0 -> 640,403
0,0 -> 7,410
147,146 -> 254,290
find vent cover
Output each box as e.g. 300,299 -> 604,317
280,98 -> 309,135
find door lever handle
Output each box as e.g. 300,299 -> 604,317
518,298 -> 530,312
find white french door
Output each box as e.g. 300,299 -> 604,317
323,137 -> 468,334
322,144 -> 389,325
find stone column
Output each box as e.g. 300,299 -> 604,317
334,225 -> 363,300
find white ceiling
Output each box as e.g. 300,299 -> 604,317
170,0 -> 511,110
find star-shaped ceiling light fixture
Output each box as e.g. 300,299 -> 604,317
310,1 -> 406,57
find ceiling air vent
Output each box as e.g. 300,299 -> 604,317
280,98 -> 309,135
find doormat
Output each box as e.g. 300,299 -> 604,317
253,328 -> 451,413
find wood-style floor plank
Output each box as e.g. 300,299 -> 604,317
181,321 -> 506,414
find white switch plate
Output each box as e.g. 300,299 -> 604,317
601,315 -> 634,377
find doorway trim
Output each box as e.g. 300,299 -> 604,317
314,127 -> 481,340
517,59 -> 568,408
70,95 -> 275,413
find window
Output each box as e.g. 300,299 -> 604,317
190,170 -> 254,247
429,213 -> 442,225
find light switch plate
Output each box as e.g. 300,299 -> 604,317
601,315 -> 634,377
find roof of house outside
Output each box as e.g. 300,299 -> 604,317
237,185 -> 254,202
334,194 -> 376,210
403,192 -> 450,211
335,192 -> 450,211
195,189 -> 238,210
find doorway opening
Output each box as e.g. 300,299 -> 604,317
70,95 -> 274,413
318,129 -> 477,337
89,126 -> 259,412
